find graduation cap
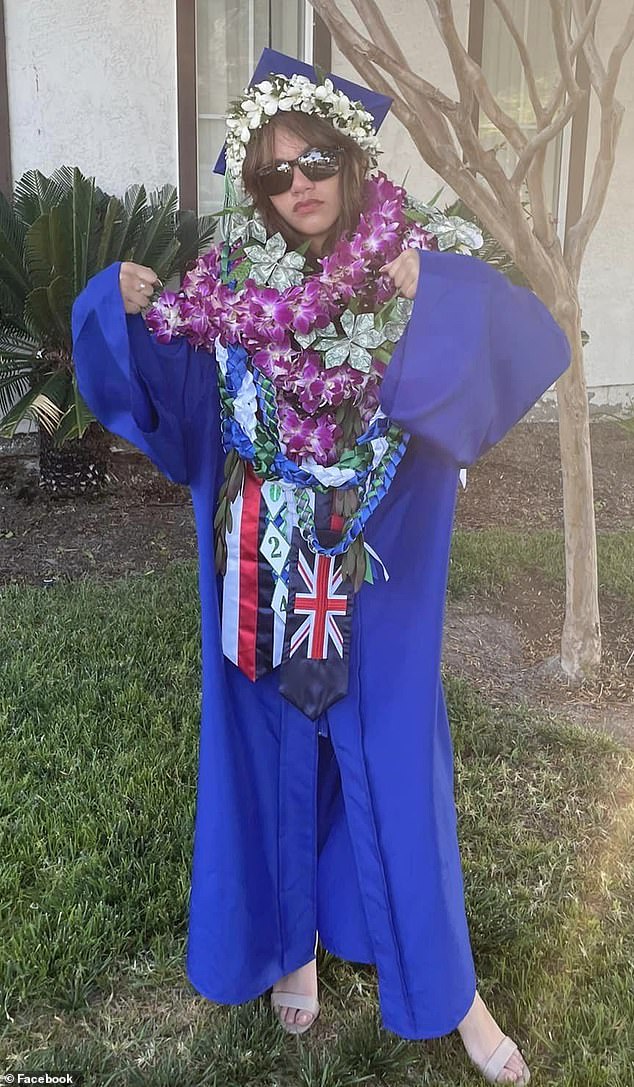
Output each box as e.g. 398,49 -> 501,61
213,47 -> 393,176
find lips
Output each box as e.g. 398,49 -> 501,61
294,200 -> 322,213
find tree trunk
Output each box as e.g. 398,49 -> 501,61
553,290 -> 601,678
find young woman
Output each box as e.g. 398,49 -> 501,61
72,58 -> 571,1086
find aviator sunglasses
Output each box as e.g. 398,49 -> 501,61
256,146 -> 345,196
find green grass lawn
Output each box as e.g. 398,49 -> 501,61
449,528 -> 634,602
1,559 -> 632,1085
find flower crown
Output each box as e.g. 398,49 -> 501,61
224,72 -> 382,181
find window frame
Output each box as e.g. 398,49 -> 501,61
0,0 -> 11,198
176,0 -> 331,217
467,0 -> 590,245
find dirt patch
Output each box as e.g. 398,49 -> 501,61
454,418 -> 634,531
443,581 -> 634,750
0,454 -> 197,587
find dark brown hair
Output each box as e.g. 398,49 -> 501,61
241,111 -> 369,257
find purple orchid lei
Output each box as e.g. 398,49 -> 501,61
145,172 -> 439,468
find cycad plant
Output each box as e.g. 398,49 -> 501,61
0,165 -> 218,494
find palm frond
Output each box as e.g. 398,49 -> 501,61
117,184 -> 147,259
95,195 -> 125,269
70,168 -> 97,295
24,282 -> 70,346
55,371 -> 97,442
0,277 -> 26,326
0,369 -> 70,437
176,209 -> 220,272
0,311 -> 34,344
13,166 -> 80,226
25,200 -> 74,323
30,391 -> 66,434
46,275 -> 74,344
0,191 -> 30,301
133,184 -> 179,268
24,211 -> 55,289
0,340 -> 39,364
13,169 -> 56,224
47,164 -> 78,195
0,370 -> 33,419
151,239 -> 182,282
1,167 -> 226,451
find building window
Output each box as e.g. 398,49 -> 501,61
479,0 -> 569,226
196,1 -> 310,214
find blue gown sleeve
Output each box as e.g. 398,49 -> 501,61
71,261 -> 209,486
378,250 -> 571,467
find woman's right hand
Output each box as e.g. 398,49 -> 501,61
119,261 -> 162,314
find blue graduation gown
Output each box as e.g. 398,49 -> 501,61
71,252 -> 570,1040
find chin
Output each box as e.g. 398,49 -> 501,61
292,215 -> 336,238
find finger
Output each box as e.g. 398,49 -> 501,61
379,264 -> 400,283
389,271 -> 411,295
399,278 -> 417,299
134,282 -> 156,307
379,254 -> 403,274
123,266 -> 161,294
122,282 -> 152,310
136,264 -> 161,285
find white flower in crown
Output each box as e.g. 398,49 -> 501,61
224,71 -> 381,180
330,95 -> 352,120
314,78 -> 336,103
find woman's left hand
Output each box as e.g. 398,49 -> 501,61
380,249 -> 420,300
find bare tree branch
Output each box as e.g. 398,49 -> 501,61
310,0 -> 521,251
571,0 -> 607,94
348,5 -> 526,216
550,0 -> 581,101
321,0 -> 460,117
604,3 -> 634,96
541,0 -> 602,126
309,3 -> 459,158
508,2 -> 604,192
315,4 -> 454,151
312,0 -> 633,294
349,0 -> 409,70
567,2 -> 634,276
427,0 -> 528,153
525,146 -> 557,252
511,89 -> 585,190
491,0 -> 546,122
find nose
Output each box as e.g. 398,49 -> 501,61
289,163 -> 315,195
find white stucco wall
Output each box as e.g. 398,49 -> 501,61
578,3 -> 634,404
4,0 -> 178,195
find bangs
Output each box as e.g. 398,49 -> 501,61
246,112 -> 351,171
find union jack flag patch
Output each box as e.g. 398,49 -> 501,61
279,526 -> 354,720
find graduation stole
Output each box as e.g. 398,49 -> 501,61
214,336 -> 407,720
